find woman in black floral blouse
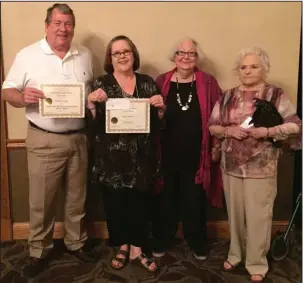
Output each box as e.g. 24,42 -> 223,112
87,35 -> 166,272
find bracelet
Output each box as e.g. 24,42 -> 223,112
158,107 -> 166,115
266,128 -> 269,138
274,125 -> 280,135
88,107 -> 96,110
159,105 -> 167,112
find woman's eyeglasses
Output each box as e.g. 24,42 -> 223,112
175,51 -> 198,58
111,50 -> 132,58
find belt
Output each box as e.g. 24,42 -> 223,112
29,121 -> 85,135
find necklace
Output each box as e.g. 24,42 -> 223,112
121,84 -> 139,98
176,74 -> 195,111
118,76 -> 139,98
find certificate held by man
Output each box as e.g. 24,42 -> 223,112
39,83 -> 85,118
106,98 -> 150,133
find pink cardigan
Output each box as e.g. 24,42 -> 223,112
155,67 -> 223,208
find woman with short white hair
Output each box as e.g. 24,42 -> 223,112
209,46 -> 301,282
152,37 -> 223,260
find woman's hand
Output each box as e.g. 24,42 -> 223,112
246,127 -> 268,139
150,94 -> 165,110
150,94 -> 166,119
227,126 -> 248,140
88,88 -> 108,103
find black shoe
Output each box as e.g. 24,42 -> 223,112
193,246 -> 208,261
193,251 -> 208,260
22,256 -> 49,278
68,247 -> 98,262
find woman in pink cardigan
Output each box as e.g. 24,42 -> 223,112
152,37 -> 223,260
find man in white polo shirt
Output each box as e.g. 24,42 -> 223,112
2,3 -> 97,277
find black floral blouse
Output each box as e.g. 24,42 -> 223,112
87,73 -> 162,192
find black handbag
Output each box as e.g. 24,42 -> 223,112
249,98 -> 284,147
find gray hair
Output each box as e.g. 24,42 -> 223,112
234,46 -> 270,73
168,36 -> 205,63
45,3 -> 75,27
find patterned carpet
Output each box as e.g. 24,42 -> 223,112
1,234 -> 301,283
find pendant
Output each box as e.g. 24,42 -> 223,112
182,105 -> 189,111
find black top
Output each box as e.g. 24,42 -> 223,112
161,81 -> 202,172
87,73 -> 161,192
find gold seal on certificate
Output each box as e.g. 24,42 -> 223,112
106,98 -> 150,133
39,83 -> 85,118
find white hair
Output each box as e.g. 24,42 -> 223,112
168,36 -> 205,63
234,46 -> 271,74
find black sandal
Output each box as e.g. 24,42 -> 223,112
111,248 -> 129,270
130,253 -> 158,272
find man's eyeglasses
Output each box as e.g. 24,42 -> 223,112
111,50 -> 132,58
175,51 -> 198,58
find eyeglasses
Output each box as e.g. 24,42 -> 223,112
175,51 -> 198,58
111,50 -> 132,58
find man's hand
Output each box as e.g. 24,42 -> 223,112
22,87 -> 45,105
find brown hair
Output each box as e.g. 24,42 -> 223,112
104,35 -> 140,73
45,3 -> 75,27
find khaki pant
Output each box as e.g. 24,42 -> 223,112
26,125 -> 88,258
222,173 -> 277,276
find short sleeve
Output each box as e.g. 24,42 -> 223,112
208,100 -> 222,126
91,76 -> 106,92
146,75 -> 160,96
276,91 -> 298,120
2,51 -> 27,91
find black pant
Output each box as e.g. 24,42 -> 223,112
152,168 -> 208,255
101,186 -> 150,248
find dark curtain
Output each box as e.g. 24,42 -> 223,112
293,24 -> 302,228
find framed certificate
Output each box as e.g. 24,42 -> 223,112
39,83 -> 85,118
105,98 -> 150,133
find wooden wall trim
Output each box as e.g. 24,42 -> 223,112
7,139 -> 26,148
12,220 -> 287,240
1,27 -> 13,241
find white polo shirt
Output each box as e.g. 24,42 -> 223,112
2,37 -> 94,132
